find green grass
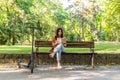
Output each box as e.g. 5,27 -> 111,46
0,42 -> 120,54
0,45 -> 32,54
95,42 -> 120,53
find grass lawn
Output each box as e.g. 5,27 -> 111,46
0,42 -> 120,54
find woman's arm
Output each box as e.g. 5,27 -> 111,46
52,37 -> 58,47
62,37 -> 67,47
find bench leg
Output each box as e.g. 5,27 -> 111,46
91,54 -> 94,68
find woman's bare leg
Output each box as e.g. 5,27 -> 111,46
57,60 -> 62,68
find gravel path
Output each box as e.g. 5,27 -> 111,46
0,64 -> 120,80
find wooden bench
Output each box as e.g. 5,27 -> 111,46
34,40 -> 95,68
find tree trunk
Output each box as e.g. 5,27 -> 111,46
12,35 -> 15,45
81,17 -> 85,41
115,31 -> 119,42
92,0 -> 100,41
77,33 -> 81,42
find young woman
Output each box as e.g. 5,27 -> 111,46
49,27 -> 67,69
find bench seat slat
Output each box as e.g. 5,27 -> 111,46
34,52 -> 95,55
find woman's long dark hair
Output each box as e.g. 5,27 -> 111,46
55,27 -> 63,40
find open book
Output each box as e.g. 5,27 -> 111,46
57,37 -> 66,44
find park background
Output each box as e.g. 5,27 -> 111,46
0,0 -> 120,54
0,1 -> 120,80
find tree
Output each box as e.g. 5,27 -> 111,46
66,0 -> 100,41
0,0 -> 69,45
102,0 -> 120,42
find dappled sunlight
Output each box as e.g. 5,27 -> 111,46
0,64 -> 120,80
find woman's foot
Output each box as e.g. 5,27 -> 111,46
57,63 -> 62,69
49,52 -> 56,58
57,65 -> 62,69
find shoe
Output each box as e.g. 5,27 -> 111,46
49,52 -> 55,58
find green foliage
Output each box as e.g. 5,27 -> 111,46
0,0 -> 120,45
101,0 -> 120,41
0,0 -> 69,45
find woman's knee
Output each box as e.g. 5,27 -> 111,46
55,44 -> 62,49
54,44 -> 64,52
58,44 -> 63,47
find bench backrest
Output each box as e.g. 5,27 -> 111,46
35,40 -> 94,48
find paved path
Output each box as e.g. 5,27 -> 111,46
0,65 -> 120,80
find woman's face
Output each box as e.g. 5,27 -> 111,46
58,29 -> 62,37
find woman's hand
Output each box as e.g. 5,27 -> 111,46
63,42 -> 67,47
55,41 -> 58,45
